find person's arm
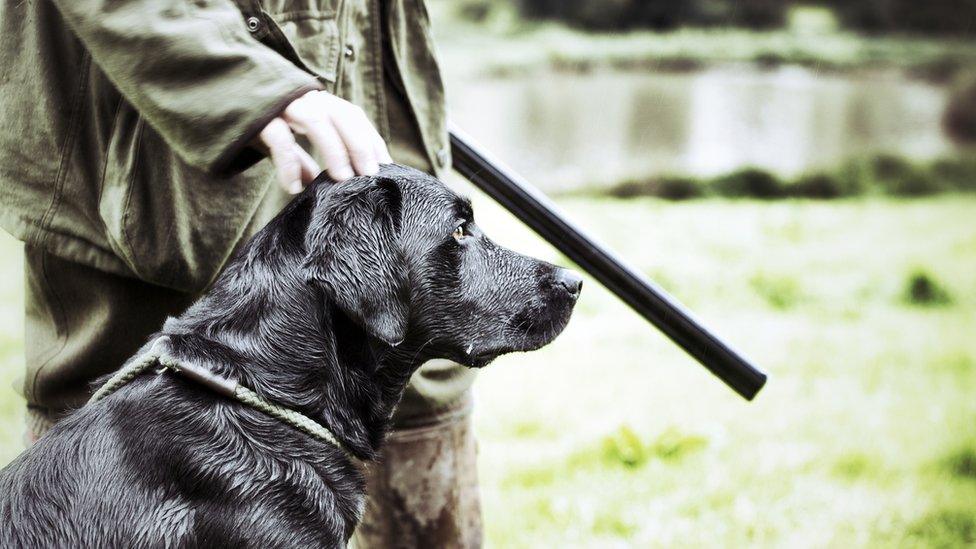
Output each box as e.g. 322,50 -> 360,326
52,0 -> 389,190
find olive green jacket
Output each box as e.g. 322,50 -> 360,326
0,0 -> 449,293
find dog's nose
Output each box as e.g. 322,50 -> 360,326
554,269 -> 583,299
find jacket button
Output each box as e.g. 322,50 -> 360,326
246,16 -> 261,32
344,44 -> 356,61
436,147 -> 450,168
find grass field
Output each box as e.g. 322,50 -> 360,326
1,194 -> 974,547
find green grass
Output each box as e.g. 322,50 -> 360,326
455,190 -> 976,547
1,195 -> 974,546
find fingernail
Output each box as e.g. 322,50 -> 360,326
363,162 -> 379,176
335,167 -> 354,180
289,180 -> 303,194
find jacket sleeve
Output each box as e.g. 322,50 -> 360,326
52,0 -> 323,176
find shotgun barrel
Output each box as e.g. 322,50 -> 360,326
449,125 -> 768,401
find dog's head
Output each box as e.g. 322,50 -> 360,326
302,164 -> 581,367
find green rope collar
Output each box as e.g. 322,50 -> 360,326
88,337 -> 350,455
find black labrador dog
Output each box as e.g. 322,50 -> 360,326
0,164 -> 581,547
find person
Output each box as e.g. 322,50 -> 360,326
0,0 -> 480,545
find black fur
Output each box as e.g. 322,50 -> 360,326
0,164 -> 581,547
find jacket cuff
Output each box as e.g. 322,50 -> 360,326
210,82 -> 324,178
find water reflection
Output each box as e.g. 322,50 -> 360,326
447,66 -> 953,191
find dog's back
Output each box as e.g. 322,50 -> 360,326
1,375 -> 356,548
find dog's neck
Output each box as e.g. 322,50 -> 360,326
161,239 -> 431,462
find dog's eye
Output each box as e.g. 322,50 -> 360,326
452,223 -> 469,241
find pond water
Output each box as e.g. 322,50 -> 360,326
446,66 -> 955,192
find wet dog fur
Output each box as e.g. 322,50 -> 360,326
0,164 -> 581,547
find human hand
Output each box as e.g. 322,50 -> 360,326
258,90 -> 393,194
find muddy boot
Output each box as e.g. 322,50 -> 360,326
351,395 -> 483,548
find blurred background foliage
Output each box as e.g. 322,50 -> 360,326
468,0 -> 976,36
425,1 -> 976,546
1,1 -> 974,547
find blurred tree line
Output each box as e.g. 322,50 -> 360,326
507,0 -> 976,36
515,0 -> 785,31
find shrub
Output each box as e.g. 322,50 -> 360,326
711,168 -> 785,199
606,180 -> 652,199
601,153 -> 976,201
655,177 -> 703,200
885,171 -> 947,196
789,173 -> 845,199
931,156 -> 976,191
871,154 -> 916,182
869,155 -> 946,196
834,160 -> 872,196
902,270 -> 953,307
606,176 -> 704,200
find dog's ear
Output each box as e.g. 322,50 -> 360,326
303,178 -> 409,346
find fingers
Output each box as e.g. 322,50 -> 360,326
295,145 -> 321,183
373,131 -> 393,165
302,118 -> 355,181
282,91 -> 390,181
331,105 -> 380,175
259,118 -> 304,194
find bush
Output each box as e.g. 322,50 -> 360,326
655,177 -> 704,200
606,180 -> 652,199
884,171 -> 946,196
871,154 -> 915,182
931,156 -> 976,191
902,270 -> 953,307
789,173 -> 845,199
711,168 -> 785,199
606,176 -> 704,200
600,153 -> 976,201
869,155 -> 945,196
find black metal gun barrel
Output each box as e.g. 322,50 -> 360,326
449,125 -> 767,401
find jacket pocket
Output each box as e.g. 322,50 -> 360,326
262,10 -> 341,89
100,104 -> 276,293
